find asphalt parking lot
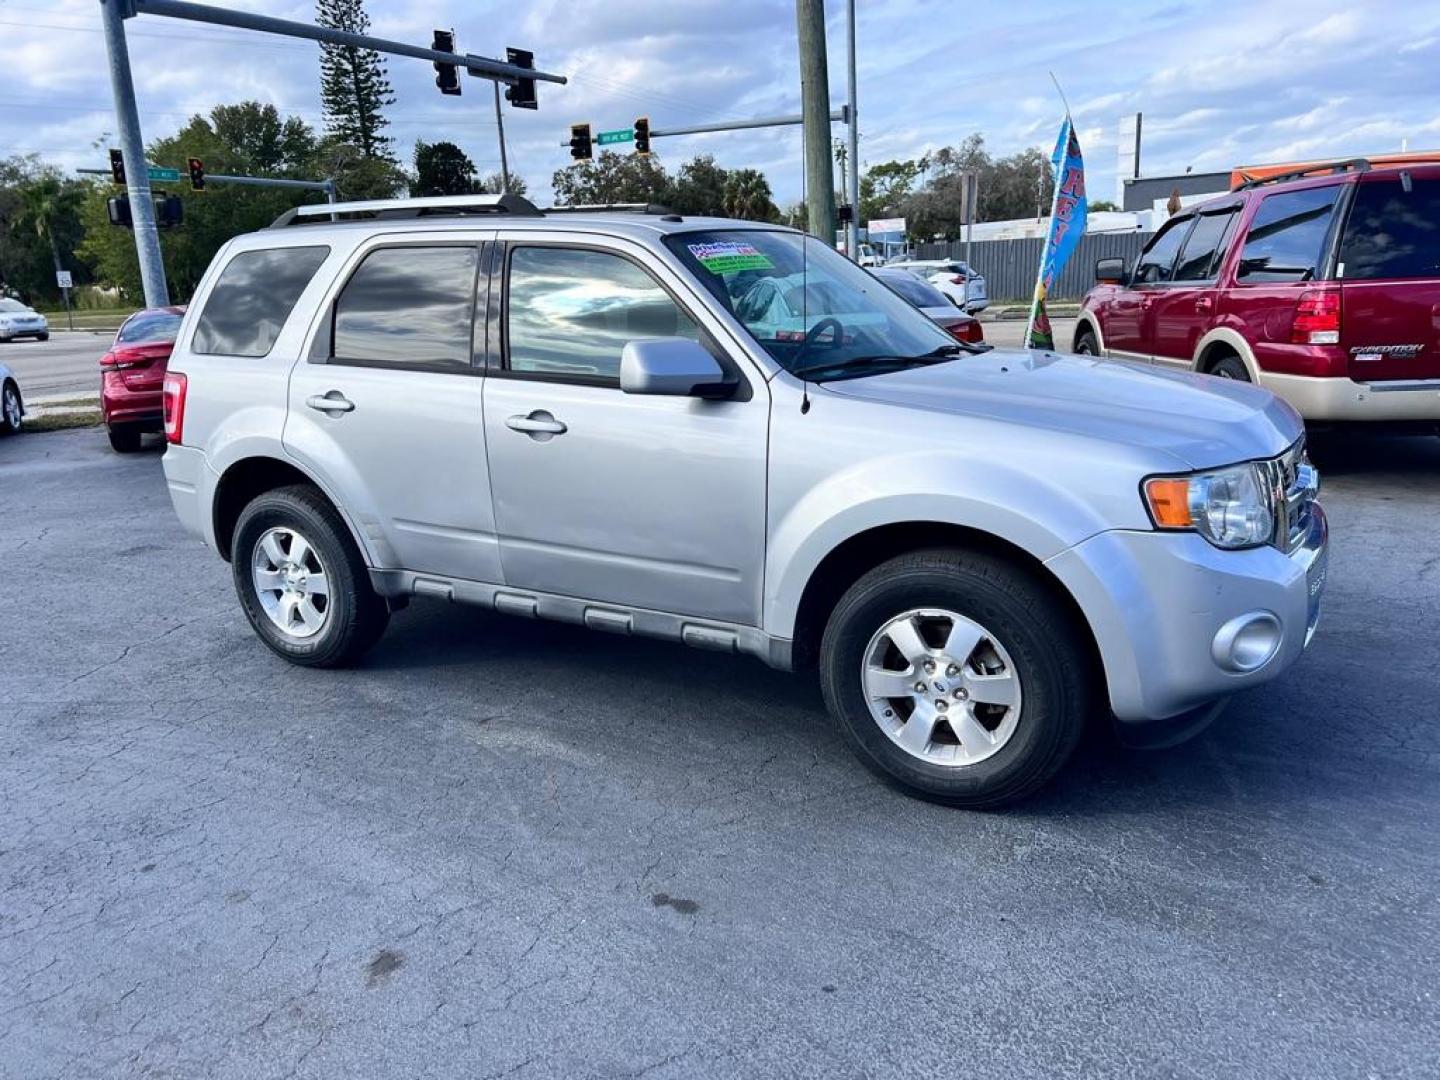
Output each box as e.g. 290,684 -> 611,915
3,425 -> 1438,1079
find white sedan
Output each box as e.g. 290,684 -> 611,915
0,298 -> 49,342
887,259 -> 989,313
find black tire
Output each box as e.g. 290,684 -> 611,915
1073,328 -> 1099,356
35,332 -> 49,342
819,548 -> 1091,809
0,380 -> 21,435
231,484 -> 389,668
1207,353 -> 1250,381
107,424 -> 142,453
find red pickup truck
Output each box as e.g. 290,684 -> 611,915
1074,159 -> 1440,427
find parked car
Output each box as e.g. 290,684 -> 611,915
872,267 -> 985,345
0,361 -> 24,434
887,259 -> 989,313
160,195 -> 1326,808
1074,159 -> 1440,427
0,298 -> 49,342
100,305 -> 185,452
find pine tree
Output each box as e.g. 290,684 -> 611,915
316,0 -> 396,162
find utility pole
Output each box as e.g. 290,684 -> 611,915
99,0 -> 168,308
796,0 -> 836,243
493,82 -> 511,192
844,0 -> 860,261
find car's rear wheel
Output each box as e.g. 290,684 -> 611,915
35,332 -> 48,342
1,381 -> 21,435
107,424 -> 142,453
1208,354 -> 1251,381
1073,328 -> 1099,356
232,484 -> 388,667
820,548 -> 1090,809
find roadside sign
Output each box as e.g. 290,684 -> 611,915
596,129 -> 634,146
55,270 -> 73,289
868,217 -> 906,236
147,166 -> 182,182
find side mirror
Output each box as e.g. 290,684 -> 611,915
1095,257 -> 1128,285
620,338 -> 733,398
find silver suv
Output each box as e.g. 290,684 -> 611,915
161,194 -> 1328,807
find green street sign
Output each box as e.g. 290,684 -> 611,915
596,129 -> 634,146
147,167 -> 182,182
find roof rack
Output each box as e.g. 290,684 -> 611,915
1235,158 -> 1371,190
270,193 -> 542,228
542,202 -> 679,216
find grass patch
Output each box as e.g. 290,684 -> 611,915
36,308 -> 138,329
24,409 -> 102,433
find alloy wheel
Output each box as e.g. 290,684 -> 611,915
251,527 -> 330,639
861,607 -> 1023,767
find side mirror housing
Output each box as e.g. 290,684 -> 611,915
620,338 -> 733,398
1095,257 -> 1128,285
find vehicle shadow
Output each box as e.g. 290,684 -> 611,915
1305,428 -> 1440,477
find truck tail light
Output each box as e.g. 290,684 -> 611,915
949,320 -> 984,345
1291,289 -> 1340,345
162,371 -> 187,444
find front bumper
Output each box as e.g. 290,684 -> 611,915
1260,372 -> 1440,422
1046,501 -> 1327,725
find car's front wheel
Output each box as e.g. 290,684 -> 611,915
1073,328 -> 1099,356
820,548 -> 1090,808
232,485 -> 389,667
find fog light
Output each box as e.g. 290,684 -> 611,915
1211,612 -> 1282,673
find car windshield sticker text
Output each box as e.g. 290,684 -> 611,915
688,241 -> 774,275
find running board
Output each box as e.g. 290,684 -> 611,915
369,569 -> 792,671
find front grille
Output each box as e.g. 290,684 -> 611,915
1261,440 -> 1318,553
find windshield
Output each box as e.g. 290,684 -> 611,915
118,310 -> 182,344
875,270 -> 952,309
0,299 -> 29,313
666,229 -> 957,379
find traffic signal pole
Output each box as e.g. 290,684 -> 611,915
796,0 -> 836,242
844,0 -> 860,262
99,0 -> 168,308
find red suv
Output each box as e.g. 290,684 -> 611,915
100,305 -> 185,452
1075,159 -> 1440,427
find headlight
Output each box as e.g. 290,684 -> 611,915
1144,463 -> 1275,549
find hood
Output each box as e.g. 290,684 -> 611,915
819,348 -> 1302,470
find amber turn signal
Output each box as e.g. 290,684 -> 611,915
1144,477 -> 1193,528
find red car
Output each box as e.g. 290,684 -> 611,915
100,305 -> 185,452
1074,158 -> 1440,428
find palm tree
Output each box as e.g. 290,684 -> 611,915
13,175 -> 84,286
721,169 -> 776,222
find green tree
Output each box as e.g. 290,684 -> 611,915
721,168 -> 778,222
1089,199 -> 1119,213
210,102 -> 318,175
413,140 -> 479,196
0,157 -> 90,305
666,155 -> 730,216
478,172 -> 528,196
314,139 -> 407,200
900,134 -> 1054,239
859,157 -> 927,222
316,0 -> 395,162
551,151 -> 670,206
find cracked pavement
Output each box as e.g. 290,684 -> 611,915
2,427 -> 1438,1078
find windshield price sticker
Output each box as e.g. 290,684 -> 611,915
688,241 -> 774,274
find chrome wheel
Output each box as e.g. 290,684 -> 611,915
2,385 -> 20,431
251,527 -> 330,640
861,607 -> 1022,767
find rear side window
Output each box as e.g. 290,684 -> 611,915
192,246 -> 329,357
1173,210 -> 1238,281
1236,186 -> 1340,283
506,246 -> 699,382
881,272 -> 951,308
1339,176 -> 1440,281
1132,218 -> 1189,284
331,245 -> 480,372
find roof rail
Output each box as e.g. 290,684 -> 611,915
1234,158 -> 1371,190
270,193 -> 543,228
542,202 -> 679,216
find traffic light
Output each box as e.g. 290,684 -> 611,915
633,117 -> 650,156
569,123 -> 592,162
187,157 -> 205,191
836,203 -> 854,224
432,29 -> 461,96
156,193 -> 183,228
505,47 -> 537,109
109,148 -> 126,186
107,196 -> 131,227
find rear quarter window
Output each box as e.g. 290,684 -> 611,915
1236,186 -> 1340,283
191,246 -> 330,357
1338,175 -> 1440,281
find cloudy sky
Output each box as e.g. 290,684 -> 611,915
3,0 -> 1438,211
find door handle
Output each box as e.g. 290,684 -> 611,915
506,411 -> 567,438
307,391 -> 355,414
1195,296 -> 1215,313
